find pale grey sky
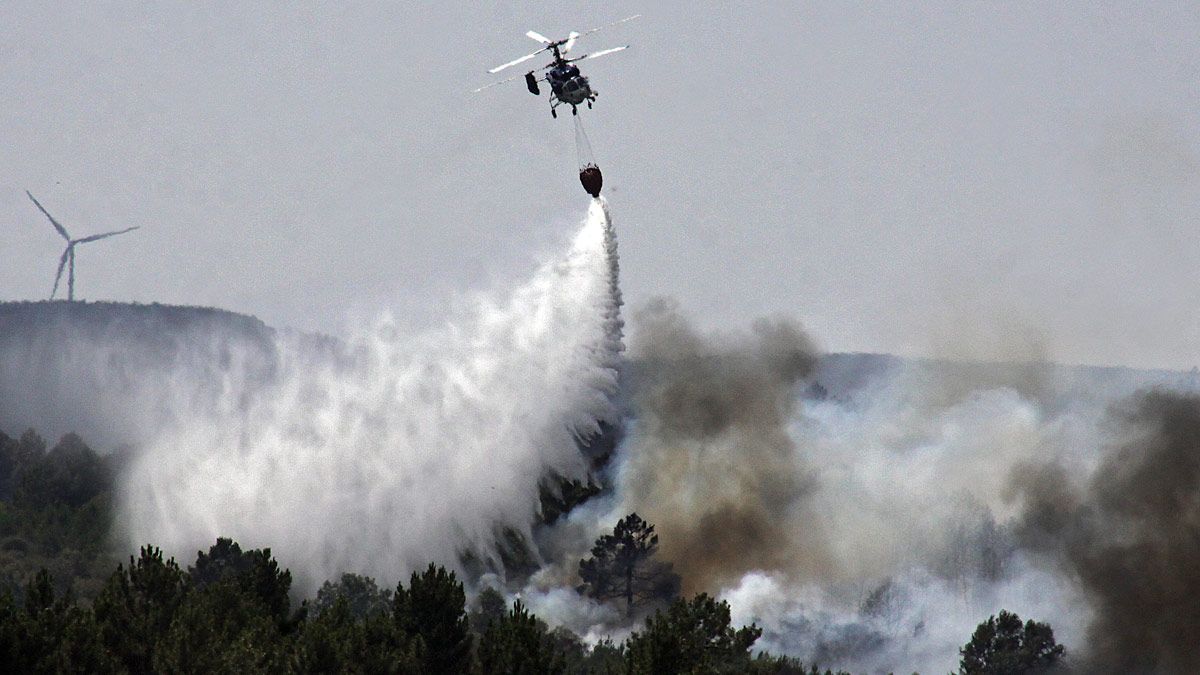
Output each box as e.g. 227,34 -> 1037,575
2,2 -> 1197,369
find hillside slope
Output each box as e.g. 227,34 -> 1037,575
0,300 -> 280,448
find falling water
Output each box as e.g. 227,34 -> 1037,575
119,200 -> 623,591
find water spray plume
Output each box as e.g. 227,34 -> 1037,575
121,199 -> 623,591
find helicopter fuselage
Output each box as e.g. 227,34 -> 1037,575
477,16 -> 635,118
547,63 -> 592,105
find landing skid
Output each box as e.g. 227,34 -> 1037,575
550,94 -> 597,118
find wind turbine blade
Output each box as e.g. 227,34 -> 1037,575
51,247 -> 69,299
26,191 -> 71,241
526,30 -> 552,44
74,226 -> 139,244
564,31 -> 580,53
487,48 -> 545,74
472,73 -> 527,93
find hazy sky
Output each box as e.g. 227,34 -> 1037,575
2,2 -> 1197,369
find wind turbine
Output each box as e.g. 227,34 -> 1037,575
27,191 -> 139,302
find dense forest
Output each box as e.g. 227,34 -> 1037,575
0,428 -> 1062,673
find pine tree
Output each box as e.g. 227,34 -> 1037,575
959,609 -> 1065,674
578,513 -> 680,615
393,564 -> 472,675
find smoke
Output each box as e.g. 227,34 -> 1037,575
117,198 -> 624,591
8,198 -> 1200,673
609,316 -> 1197,672
615,301 -> 820,591
1010,390 -> 1200,673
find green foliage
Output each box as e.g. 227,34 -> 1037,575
92,545 -> 189,673
469,585 -> 508,634
394,563 -> 472,675
574,637 -> 627,675
578,513 -> 681,615
0,429 -> 119,603
3,430 -> 46,499
540,476 -> 603,525
0,591 -> 22,666
43,606 -> 117,674
494,526 -> 543,580
745,653 -> 849,674
19,568 -> 76,670
0,535 -> 859,675
477,599 -> 567,675
959,609 -> 1065,674
0,430 -> 864,674
154,577 -> 290,673
293,594 -> 421,673
314,572 -> 393,620
190,537 -> 292,621
7,569 -> 118,672
548,625 -> 586,669
14,433 -> 112,509
625,593 -> 762,675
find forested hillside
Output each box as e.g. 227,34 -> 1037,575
0,429 -> 119,601
0,427 -> 1062,674
0,426 -> 840,673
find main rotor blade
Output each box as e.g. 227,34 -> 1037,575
563,31 -> 580,53
51,246 -> 70,299
526,30 -> 552,44
74,226 -> 139,244
472,72 -> 528,93
488,48 -> 546,74
571,46 -> 629,62
26,191 -> 71,241
575,15 -> 640,41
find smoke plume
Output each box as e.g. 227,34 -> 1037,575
610,326 -> 1193,672
1011,390 -> 1200,673
616,300 -> 821,591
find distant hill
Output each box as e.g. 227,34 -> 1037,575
812,351 -> 1196,410
0,301 -> 281,448
0,301 -> 273,344
1,300 -> 1194,450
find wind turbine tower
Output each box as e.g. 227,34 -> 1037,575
27,191 -> 139,302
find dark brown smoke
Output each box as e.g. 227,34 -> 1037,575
619,299 -> 824,592
1010,390 -> 1200,674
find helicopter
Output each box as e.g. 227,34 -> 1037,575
474,15 -> 638,118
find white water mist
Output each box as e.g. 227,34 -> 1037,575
120,199 -> 623,591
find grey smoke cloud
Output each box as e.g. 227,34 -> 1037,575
616,300 -> 822,592
1011,390 -> 1200,673
606,318 -> 1200,671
